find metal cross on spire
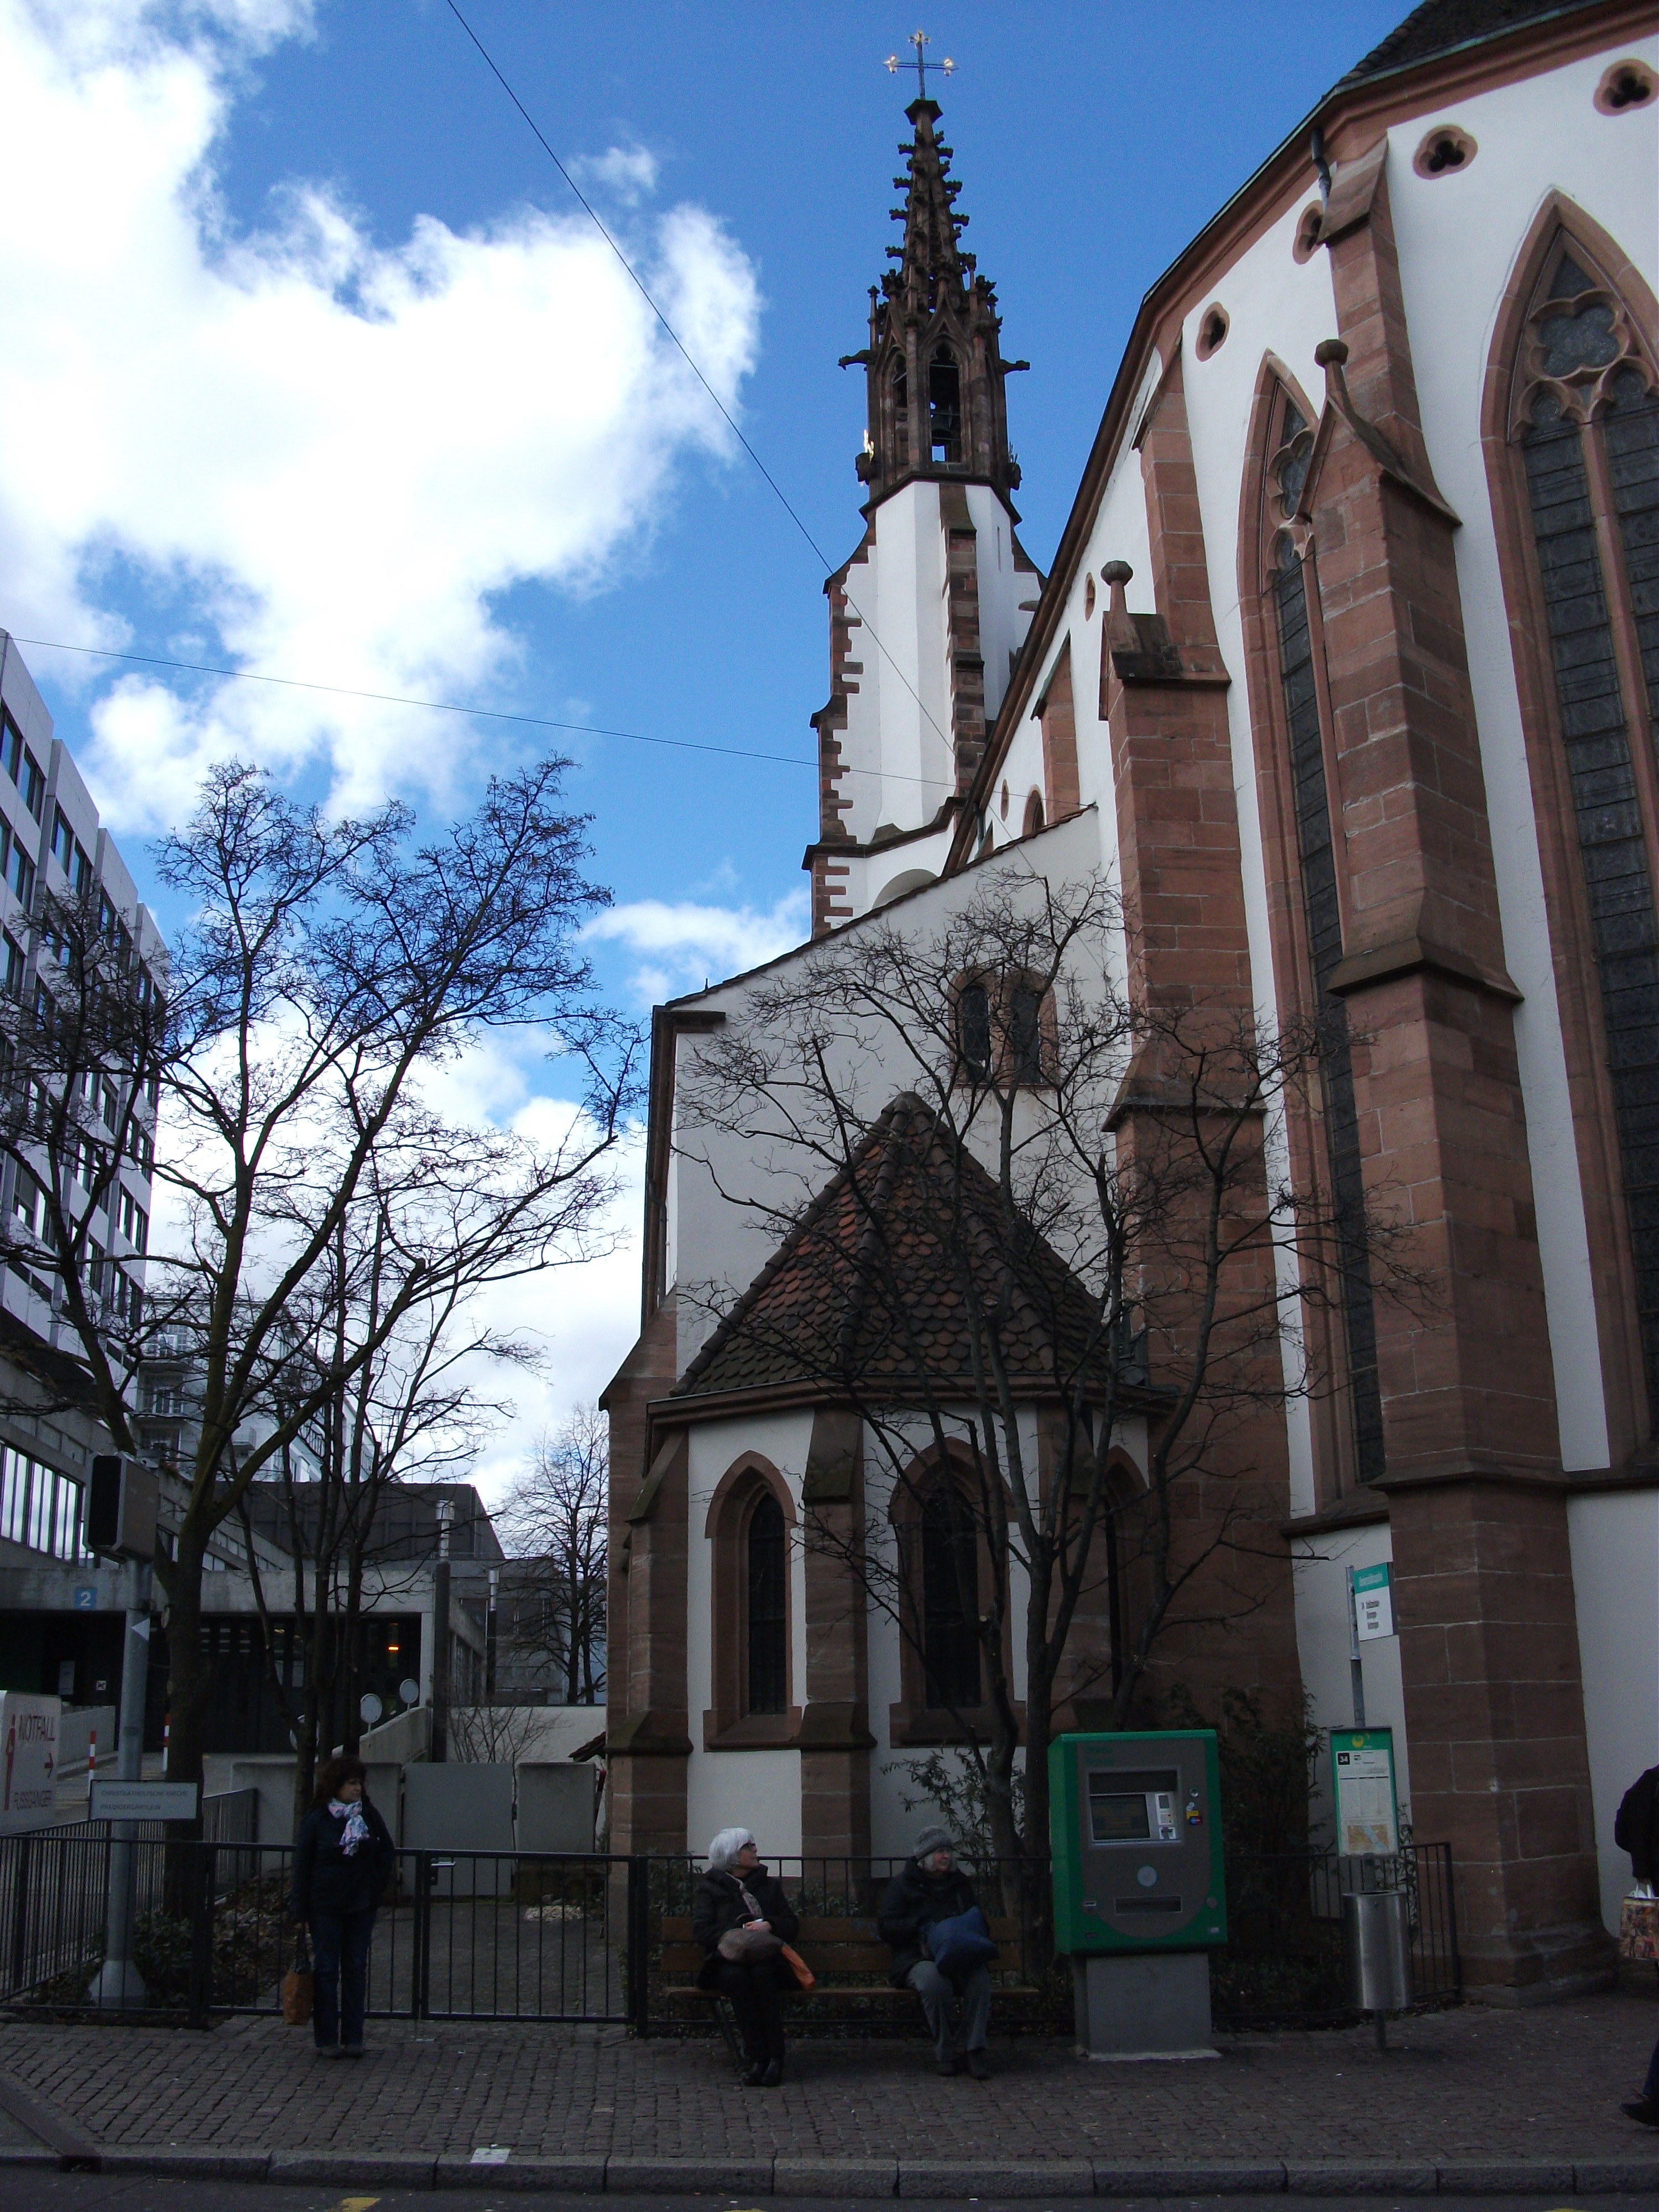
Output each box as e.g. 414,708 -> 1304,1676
885,28 -> 954,101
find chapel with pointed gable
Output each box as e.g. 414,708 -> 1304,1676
604,0 -> 1659,2006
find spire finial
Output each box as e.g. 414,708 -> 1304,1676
885,28 -> 954,102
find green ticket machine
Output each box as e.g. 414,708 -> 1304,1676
1049,1730 -> 1226,2059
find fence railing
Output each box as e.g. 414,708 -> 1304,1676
0,1831 -> 1459,2033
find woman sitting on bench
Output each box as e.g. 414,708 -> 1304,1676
879,1826 -> 994,2078
692,1827 -> 800,2088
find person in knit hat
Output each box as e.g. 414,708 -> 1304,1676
878,1826 -> 994,2077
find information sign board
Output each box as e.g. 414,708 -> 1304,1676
90,1780 -> 199,1822
1333,1727 -> 1399,1854
1353,1561 -> 1396,1641
1,1693 -> 60,1830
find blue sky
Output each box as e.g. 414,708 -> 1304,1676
0,0 -> 1405,1468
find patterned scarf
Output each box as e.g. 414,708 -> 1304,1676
329,1798 -> 371,1854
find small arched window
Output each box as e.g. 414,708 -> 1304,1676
920,1486 -> 980,1708
929,346 -> 963,463
1022,789 -> 1046,837
956,978 -> 992,1082
1008,979 -> 1045,1084
745,1490 -> 787,1714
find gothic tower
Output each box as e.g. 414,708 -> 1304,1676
805,96 -> 1040,935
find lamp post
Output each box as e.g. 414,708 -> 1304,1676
430,1499 -> 454,1762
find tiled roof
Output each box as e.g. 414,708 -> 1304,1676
1339,0 -> 1601,85
674,1093 -> 1120,1404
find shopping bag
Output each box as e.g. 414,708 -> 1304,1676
281,1931 -> 314,2026
1619,1893 -> 1659,1961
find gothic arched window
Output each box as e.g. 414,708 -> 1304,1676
920,1485 -> 980,1708
955,977 -> 992,1082
890,354 -> 910,469
1266,391 -> 1386,1486
745,1490 -> 787,1714
1512,240 -> 1659,1407
929,346 -> 963,463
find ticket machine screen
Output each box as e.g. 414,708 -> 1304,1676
1087,1768 -> 1179,1844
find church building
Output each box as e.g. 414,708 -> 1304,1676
604,0 -> 1659,2004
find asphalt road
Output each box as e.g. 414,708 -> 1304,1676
3,2185 -> 1659,2212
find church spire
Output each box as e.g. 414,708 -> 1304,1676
842,95 -> 1027,503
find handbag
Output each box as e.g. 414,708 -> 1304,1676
926,1906 -> 998,1981
1619,1892 -> 1659,1961
281,1931 -> 314,2027
718,1924 -> 783,1962
780,1942 -> 816,1990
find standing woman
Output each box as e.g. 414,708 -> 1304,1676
290,1755 -> 395,2058
692,1828 -> 799,2086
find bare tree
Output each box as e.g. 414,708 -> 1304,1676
679,874 -> 1411,1939
500,1406 -> 608,1705
4,758 -> 637,1818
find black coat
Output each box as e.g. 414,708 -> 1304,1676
690,1866 -> 800,1992
878,1858 -> 980,1987
1616,1765 -> 1659,1886
290,1797 -> 395,1921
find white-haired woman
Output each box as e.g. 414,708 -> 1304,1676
691,1828 -> 800,2086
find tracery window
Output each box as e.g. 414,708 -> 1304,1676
745,1490 -> 788,1715
890,354 -> 910,469
1267,393 -> 1386,1485
1514,244 -> 1659,1406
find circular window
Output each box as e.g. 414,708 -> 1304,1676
1292,202 -> 1323,264
1084,573 -> 1096,618
1596,58 -> 1657,114
1413,124 -> 1477,178
1196,303 -> 1229,361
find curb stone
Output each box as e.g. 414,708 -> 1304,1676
899,2158 -> 1094,2197
775,2159 -> 900,2197
604,2156 -> 774,2193
98,2148 -> 274,2181
1095,2164 -> 1286,2195
1434,2162 -> 1575,2194
0,2147 -> 57,2169
1284,2164 -> 1437,2195
268,2151 -> 440,2186
1574,2158 -> 1659,2192
436,2154 -> 608,2191
0,2063 -> 102,2170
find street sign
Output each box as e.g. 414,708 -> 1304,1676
1333,1728 -> 1400,1854
90,1781 -> 199,1821
1353,1561 -> 1395,1641
72,1586 -> 98,1611
1,1694 -> 60,1830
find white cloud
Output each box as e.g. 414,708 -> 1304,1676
0,0 -> 761,826
586,889 -> 810,1002
568,145 -> 660,205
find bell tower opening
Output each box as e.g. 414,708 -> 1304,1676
929,347 -> 962,462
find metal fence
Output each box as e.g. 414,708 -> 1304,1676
0,1835 -> 645,2027
0,1830 -> 1458,2034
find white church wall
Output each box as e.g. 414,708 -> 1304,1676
1567,1486 -> 1659,1934
867,482 -> 956,836
1291,1523 -> 1412,1848
1387,38 -> 1658,1472
965,482 -> 1035,728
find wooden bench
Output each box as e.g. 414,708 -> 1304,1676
656,1914 -> 1042,2054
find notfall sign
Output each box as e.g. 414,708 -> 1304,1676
1,1693 -> 60,1831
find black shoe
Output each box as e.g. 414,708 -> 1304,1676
761,2060 -> 783,2088
966,2048 -> 990,2080
740,2062 -> 768,2088
1623,2098 -> 1659,2127
936,2054 -> 963,2077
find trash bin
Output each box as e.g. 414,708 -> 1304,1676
1343,1888 -> 1412,2043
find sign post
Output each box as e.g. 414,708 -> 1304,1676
93,1561 -> 153,2008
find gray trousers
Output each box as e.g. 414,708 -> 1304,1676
906,1960 -> 992,2059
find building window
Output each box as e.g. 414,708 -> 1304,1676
1022,789 -> 1046,837
953,972 -> 1054,1090
929,346 -> 962,463
50,808 -> 72,873
1513,243 -> 1659,1408
1267,392 -> 1386,1486
890,354 -> 910,469
745,1490 -> 787,1715
920,1485 -> 980,1709
0,1448 -> 85,1559
955,977 -> 992,1082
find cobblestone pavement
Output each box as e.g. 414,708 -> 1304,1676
0,1992 -> 1655,2167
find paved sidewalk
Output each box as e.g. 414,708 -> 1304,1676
1,1990 -> 1657,2192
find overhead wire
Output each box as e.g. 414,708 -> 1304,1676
438,0 -> 962,766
